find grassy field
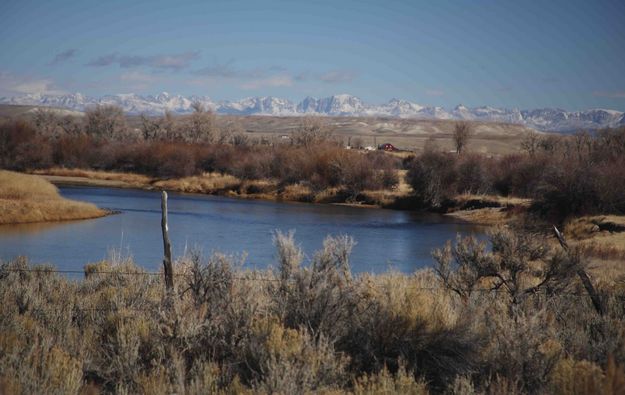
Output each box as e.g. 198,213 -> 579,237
0,170 -> 108,224
215,115 -> 535,155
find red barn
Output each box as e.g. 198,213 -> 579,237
378,143 -> 396,151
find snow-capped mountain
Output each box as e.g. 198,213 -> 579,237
376,99 -> 422,116
520,108 -> 625,132
453,105 -> 523,124
1,92 -> 623,132
315,94 -> 365,115
1,93 -> 97,110
218,96 -> 295,116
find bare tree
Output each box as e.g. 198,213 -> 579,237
452,122 -> 472,155
32,108 -> 63,139
573,131 -> 592,161
139,113 -> 162,141
160,110 -> 179,141
351,136 -> 364,149
292,116 -> 332,147
230,124 -> 251,146
186,102 -> 216,143
423,136 -> 441,153
521,131 -> 541,156
84,105 -> 127,140
219,117 -> 246,145
58,115 -> 83,136
538,134 -> 560,154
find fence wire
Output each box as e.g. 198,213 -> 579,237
3,267 -> 618,299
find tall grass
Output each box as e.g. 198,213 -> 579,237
1,228 -> 624,394
0,170 -> 107,224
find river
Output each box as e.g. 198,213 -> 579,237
0,186 -> 487,274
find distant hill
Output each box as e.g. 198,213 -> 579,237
1,92 -> 623,132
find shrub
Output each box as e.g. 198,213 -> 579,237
1,224 -> 625,394
406,151 -> 457,207
0,120 -> 53,170
456,154 -> 490,195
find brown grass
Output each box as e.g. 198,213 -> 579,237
0,170 -> 107,224
1,228 -> 624,393
153,172 -> 241,194
454,193 -> 532,207
445,193 -> 531,225
565,216 -> 625,260
33,167 -> 152,187
278,183 -> 315,202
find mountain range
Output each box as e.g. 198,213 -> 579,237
2,92 -> 624,132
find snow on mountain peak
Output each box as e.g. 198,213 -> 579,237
0,92 -> 623,132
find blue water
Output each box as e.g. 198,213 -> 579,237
0,186 -> 486,274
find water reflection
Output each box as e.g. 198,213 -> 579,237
0,186 -> 486,274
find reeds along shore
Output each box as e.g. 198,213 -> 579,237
0,170 -> 107,224
1,228 -> 624,394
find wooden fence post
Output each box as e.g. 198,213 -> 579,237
553,226 -> 604,315
161,191 -> 174,292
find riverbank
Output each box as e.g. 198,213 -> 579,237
32,167 -> 521,223
27,169 -> 625,260
0,170 -> 109,224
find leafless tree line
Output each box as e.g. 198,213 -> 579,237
31,104 -> 337,148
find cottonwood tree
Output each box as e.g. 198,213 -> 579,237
160,110 -> 179,141
186,102 -> 216,143
221,117 -> 248,145
452,122 -> 472,155
32,108 -> 63,139
521,131 -> 541,156
292,116 -> 333,147
84,105 -> 128,140
139,113 -> 162,140
58,115 -> 83,136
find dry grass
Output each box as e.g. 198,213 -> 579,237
565,216 -> 625,260
153,172 -> 241,194
278,183 -> 315,202
0,170 -> 107,224
33,167 -> 152,188
445,207 -> 512,224
33,167 -> 416,209
445,194 -> 531,225
454,193 -> 532,207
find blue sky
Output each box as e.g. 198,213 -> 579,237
1,0 -> 624,110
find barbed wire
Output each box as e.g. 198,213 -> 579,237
3,267 -> 622,298
2,267 -> 280,281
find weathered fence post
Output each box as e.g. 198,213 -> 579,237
553,226 -> 604,315
161,191 -> 174,292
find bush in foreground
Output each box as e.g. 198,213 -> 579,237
1,227 -> 624,394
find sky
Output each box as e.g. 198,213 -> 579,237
0,0 -> 624,110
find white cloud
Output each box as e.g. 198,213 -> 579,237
49,49 -> 78,65
118,71 -> 162,91
87,51 -> 200,71
425,89 -> 445,97
318,70 -> 356,83
240,75 -> 294,90
0,71 -> 65,96
593,91 -> 625,99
